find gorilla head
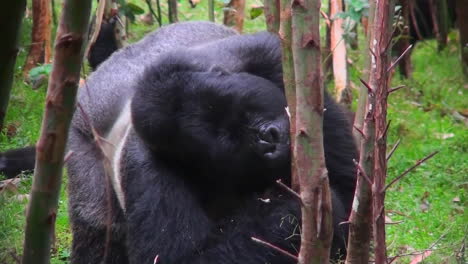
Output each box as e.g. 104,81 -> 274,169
132,54 -> 291,193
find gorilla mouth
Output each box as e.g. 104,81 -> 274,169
255,124 -> 289,160
257,140 -> 277,155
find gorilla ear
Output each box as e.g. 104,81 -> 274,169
208,65 -> 231,76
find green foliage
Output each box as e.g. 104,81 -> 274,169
334,0 -> 369,22
249,6 -> 263,20
118,0 -> 145,22
28,64 -> 52,80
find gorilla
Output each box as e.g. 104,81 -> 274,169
87,15 -> 119,71
0,146 -> 35,179
1,21 -> 357,263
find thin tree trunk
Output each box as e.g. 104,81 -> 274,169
264,0 -> 280,33
345,1 -> 376,263
0,0 -> 27,131
223,0 -> 245,33
168,0 -> 178,23
456,0 -> 468,79
437,0 -> 449,51
208,0 -> 215,22
330,0 -> 352,107
324,0 -> 333,82
353,0 -> 375,147
371,0 -> 395,263
396,0 -> 413,78
428,0 -> 440,48
291,0 -> 333,263
278,0 -> 298,191
24,0 -> 52,75
21,0 -> 92,263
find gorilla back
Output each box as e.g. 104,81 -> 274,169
67,21 -> 357,264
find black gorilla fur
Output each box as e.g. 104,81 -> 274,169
0,146 -> 35,178
1,22 -> 357,263
87,16 -> 119,70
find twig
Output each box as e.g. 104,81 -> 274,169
386,138 -> 401,161
145,0 -> 161,27
251,237 -> 298,261
63,150 -> 74,163
359,78 -> 373,95
381,120 -> 391,139
320,10 -> 330,27
383,151 -> 439,192
276,179 -> 304,206
369,47 -> 377,62
353,159 -> 372,186
338,221 -> 350,226
387,44 -> 413,73
388,85 -> 406,94
353,125 -> 366,140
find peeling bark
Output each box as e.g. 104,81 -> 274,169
264,0 -> 280,33
24,0 -> 52,75
223,0 -> 246,33
21,0 -> 92,263
330,0 -> 352,107
291,0 -> 333,263
279,0 -> 298,190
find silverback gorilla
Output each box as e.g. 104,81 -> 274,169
2,21 -> 358,263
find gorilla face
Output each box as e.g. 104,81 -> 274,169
132,65 -> 290,190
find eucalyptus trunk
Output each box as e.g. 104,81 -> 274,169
291,0 -> 333,263
208,0 -> 215,22
370,0 -> 395,263
330,0 -> 351,107
24,0 -> 52,75
168,0 -> 179,23
21,0 -> 92,263
278,0 -> 297,190
264,0 -> 280,33
345,0 -> 376,263
223,0 -> 246,32
352,0 -> 375,147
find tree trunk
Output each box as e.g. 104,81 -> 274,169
437,0 -> 449,50
264,0 -> 280,33
345,1 -> 376,263
291,0 -> 333,263
353,0 -> 375,147
21,0 -> 92,263
457,0 -> 468,79
396,0 -> 413,78
370,0 -> 395,263
208,0 -> 215,22
0,0 -> 27,131
223,0 -> 245,33
24,0 -> 52,75
168,0 -> 178,23
429,0 -> 449,51
278,0 -> 298,191
323,0 -> 333,82
330,0 -> 352,107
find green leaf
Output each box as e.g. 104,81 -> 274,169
250,6 -> 263,20
126,3 -> 145,15
28,64 -> 52,80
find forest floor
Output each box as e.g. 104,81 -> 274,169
0,1 -> 466,263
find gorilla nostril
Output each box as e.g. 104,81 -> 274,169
260,126 -> 280,143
